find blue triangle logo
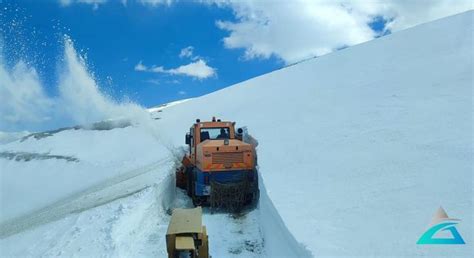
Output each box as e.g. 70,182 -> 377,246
417,207 -> 465,245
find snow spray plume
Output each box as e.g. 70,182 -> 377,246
58,36 -> 151,128
0,55 -> 53,131
1,34 -> 151,132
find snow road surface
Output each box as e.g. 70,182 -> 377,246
2,178 -> 265,257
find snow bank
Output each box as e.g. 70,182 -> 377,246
258,177 -> 312,257
0,124 -> 172,224
1,181 -> 176,257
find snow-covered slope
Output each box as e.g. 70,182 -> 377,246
0,123 -> 172,223
0,131 -> 30,145
147,11 -> 473,257
1,11 -> 472,257
147,98 -> 192,113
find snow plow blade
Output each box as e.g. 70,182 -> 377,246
209,179 -> 259,212
176,166 -> 187,189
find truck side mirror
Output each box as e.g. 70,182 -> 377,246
236,128 -> 243,140
185,133 -> 191,145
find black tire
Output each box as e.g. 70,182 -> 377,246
192,194 -> 201,207
186,167 -> 193,197
191,169 -> 201,207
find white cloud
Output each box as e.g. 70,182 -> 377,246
59,0 -> 107,10
211,0 -> 473,64
144,79 -> 160,85
135,59 -> 216,79
139,0 -> 173,6
78,0 -> 106,4
61,0 -> 176,7
214,1 -> 375,64
134,61 -> 148,71
374,1 -> 473,31
179,46 -> 201,61
167,59 -> 216,79
150,66 -> 165,73
135,46 -> 215,79
168,79 -> 180,84
178,90 -> 186,95
179,46 -> 194,59
59,0 -> 72,5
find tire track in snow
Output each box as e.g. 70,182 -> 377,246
0,157 -> 174,238
1,175 -> 176,257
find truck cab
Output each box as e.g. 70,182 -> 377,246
184,117 -> 255,171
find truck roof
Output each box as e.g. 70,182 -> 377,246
197,121 -> 233,128
167,207 -> 203,235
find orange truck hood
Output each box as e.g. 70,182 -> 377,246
196,139 -> 255,171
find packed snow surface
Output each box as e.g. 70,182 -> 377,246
1,11 -> 473,257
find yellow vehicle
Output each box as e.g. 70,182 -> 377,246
166,207 -> 209,258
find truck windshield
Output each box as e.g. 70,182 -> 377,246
200,127 -> 230,140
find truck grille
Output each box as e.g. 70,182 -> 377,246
212,152 -> 244,164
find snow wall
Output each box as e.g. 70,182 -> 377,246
258,176 -> 312,257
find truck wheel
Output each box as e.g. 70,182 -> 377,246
186,168 -> 193,197
191,169 -> 199,206
192,195 -> 202,207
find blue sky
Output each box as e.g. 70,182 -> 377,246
1,0 -> 471,132
2,1 -> 284,108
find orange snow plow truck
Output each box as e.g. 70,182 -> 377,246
177,117 -> 259,210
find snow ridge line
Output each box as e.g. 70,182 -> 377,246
0,157 -> 174,238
